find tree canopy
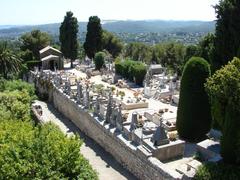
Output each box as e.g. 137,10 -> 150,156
20,30 -> 51,60
0,41 -> 22,79
59,11 -> 79,68
0,121 -> 98,179
213,0 -> 240,70
0,80 -> 98,179
102,30 -> 123,58
84,16 -> 103,59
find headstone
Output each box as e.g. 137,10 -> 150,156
105,91 -> 113,123
116,104 -> 123,131
130,112 -> 138,132
151,119 -> 169,146
94,95 -> 100,115
84,86 -> 90,109
76,81 -> 83,104
145,71 -> 151,87
110,103 -> 117,126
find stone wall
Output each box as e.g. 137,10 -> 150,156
51,87 -> 182,180
28,71 -> 183,180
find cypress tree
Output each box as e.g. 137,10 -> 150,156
84,16 -> 103,59
176,57 -> 211,142
59,11 -> 79,68
213,0 -> 240,70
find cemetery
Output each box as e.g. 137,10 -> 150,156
28,60 -> 222,180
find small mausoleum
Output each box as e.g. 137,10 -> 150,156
39,46 -> 64,70
149,64 -> 164,75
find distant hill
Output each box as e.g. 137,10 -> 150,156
0,20 -> 215,36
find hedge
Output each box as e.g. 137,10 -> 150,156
115,59 -> 147,86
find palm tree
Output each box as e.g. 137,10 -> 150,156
0,41 -> 22,79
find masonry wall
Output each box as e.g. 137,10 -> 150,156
51,87 -> 182,180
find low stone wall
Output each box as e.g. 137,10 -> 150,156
51,87 -> 182,180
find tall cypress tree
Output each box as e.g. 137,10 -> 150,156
59,11 -> 79,68
84,16 -> 103,59
213,0 -> 240,70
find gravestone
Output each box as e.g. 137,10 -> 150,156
76,81 -> 83,104
130,112 -> 138,132
130,112 -> 138,141
151,119 -> 169,146
145,71 -> 151,87
116,104 -> 123,132
94,95 -> 100,115
84,86 -> 90,109
105,91 -> 113,124
110,103 -> 117,126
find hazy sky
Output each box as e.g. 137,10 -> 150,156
0,0 -> 219,25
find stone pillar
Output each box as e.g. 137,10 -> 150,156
105,91 -> 113,124
76,81 -> 83,104
94,95 -> 100,116
116,103 -> 123,132
130,112 -> 138,141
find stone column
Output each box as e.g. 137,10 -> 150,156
116,103 -> 123,132
105,91 -> 113,124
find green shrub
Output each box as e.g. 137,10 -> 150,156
114,59 -> 147,86
176,57 -> 211,142
0,90 -> 32,121
195,162 -> 240,180
205,58 -> 240,164
94,51 -> 105,70
114,58 -> 122,75
0,121 -> 98,179
132,63 -> 147,85
1,79 -> 36,100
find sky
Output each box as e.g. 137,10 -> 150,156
0,0 -> 219,25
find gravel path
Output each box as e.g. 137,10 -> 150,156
34,100 -> 137,180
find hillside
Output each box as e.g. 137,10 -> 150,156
0,20 -> 215,44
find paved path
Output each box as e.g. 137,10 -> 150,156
34,100 -> 137,180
